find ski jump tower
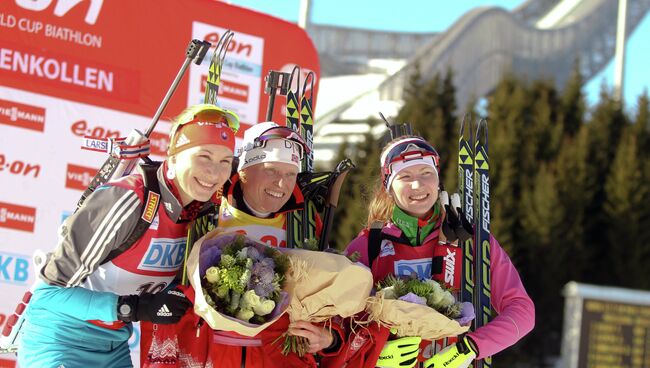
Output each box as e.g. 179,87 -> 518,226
378,0 -> 650,110
307,0 -> 650,167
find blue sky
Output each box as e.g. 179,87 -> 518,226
228,0 -> 650,111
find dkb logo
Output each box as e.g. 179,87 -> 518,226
394,258 -> 432,280
0,251 -> 30,285
138,238 -> 186,272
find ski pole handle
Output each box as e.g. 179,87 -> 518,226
145,39 -> 211,137
264,70 -> 290,121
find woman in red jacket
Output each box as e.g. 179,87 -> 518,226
325,135 -> 535,368
142,122 -> 342,368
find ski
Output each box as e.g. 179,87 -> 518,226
285,67 -> 304,248
318,158 -> 354,250
473,118 -> 492,368
298,72 -> 318,243
459,115 -> 476,306
182,31 -> 236,286
204,30 -> 234,105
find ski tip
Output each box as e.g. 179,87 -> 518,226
460,113 -> 472,134
301,71 -> 315,101
475,118 -> 488,142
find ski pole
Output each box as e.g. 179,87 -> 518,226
264,70 -> 290,121
77,39 -> 211,209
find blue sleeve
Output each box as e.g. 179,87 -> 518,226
31,281 -> 118,322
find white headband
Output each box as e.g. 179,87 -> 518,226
238,138 -> 302,171
384,156 -> 438,191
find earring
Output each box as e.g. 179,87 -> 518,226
166,165 -> 176,180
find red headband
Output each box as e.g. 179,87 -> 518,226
168,121 -> 236,156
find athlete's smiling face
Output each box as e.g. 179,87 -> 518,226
170,144 -> 234,205
240,161 -> 298,214
390,163 -> 439,218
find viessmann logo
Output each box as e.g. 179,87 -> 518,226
0,99 -> 46,132
65,163 -> 96,191
0,201 -> 36,232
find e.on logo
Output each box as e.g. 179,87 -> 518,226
70,119 -> 121,139
14,0 -> 105,25
0,99 -> 46,132
65,163 -> 96,190
0,201 -> 36,233
204,32 -> 254,58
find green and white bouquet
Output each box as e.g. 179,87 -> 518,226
187,232 -> 292,336
366,275 -> 474,340
200,233 -> 290,324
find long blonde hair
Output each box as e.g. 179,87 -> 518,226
366,178 -> 395,226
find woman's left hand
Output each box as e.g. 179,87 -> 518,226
288,320 -> 334,353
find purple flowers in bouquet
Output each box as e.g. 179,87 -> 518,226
199,233 -> 290,325
378,274 -> 474,325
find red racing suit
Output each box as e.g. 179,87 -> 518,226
141,176 -> 342,368
322,219 -> 535,367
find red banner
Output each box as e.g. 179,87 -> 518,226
0,0 -> 320,122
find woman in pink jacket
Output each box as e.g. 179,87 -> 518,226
327,135 -> 534,368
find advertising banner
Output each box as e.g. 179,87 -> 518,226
0,1 -> 319,366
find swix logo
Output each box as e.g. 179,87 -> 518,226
65,163 -> 96,190
395,258 -> 431,279
138,238 -> 186,271
204,32 -> 254,57
149,131 -> 169,157
0,251 -> 30,284
0,202 -> 36,232
70,119 -> 121,139
481,174 -> 490,232
444,248 -> 457,285
0,99 -> 46,132
464,169 -> 474,221
15,0 -> 105,25
141,192 -> 159,223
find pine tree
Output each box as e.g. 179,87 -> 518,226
604,128 -> 650,288
559,63 -> 585,137
519,164 -> 567,359
487,75 -> 527,250
329,125 -> 380,250
582,85 -> 627,284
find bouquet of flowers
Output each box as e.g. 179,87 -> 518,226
200,233 -> 290,324
187,232 -> 293,336
275,244 -> 373,356
187,231 -> 374,341
366,274 -> 474,340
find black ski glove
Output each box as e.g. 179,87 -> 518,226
117,289 -> 191,324
440,191 -> 473,243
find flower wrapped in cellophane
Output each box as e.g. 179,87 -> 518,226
186,231 -> 374,340
187,232 -> 292,336
365,275 -> 475,340
275,244 -> 373,356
